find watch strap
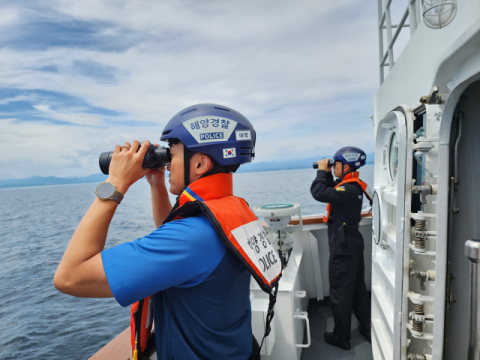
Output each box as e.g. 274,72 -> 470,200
112,189 -> 124,204
96,182 -> 124,204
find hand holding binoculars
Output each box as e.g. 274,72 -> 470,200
99,143 -> 171,175
312,159 -> 335,169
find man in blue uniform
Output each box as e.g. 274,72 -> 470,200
310,146 -> 372,350
54,104 -> 271,359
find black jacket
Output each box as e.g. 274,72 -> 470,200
310,170 -> 365,255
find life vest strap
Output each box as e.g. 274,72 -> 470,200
164,199 -> 282,293
323,173 -> 372,223
159,175 -> 283,354
131,298 -> 156,359
163,191 -> 283,355
257,282 -> 279,355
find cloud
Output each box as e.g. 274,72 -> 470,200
0,117 -> 161,178
0,0 -> 381,179
0,95 -> 31,105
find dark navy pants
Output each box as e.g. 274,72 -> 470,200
328,252 -> 371,341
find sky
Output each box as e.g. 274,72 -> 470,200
0,0 -> 385,180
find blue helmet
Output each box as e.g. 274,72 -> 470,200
160,103 -> 256,166
333,146 -> 366,169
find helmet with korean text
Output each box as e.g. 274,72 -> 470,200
160,103 -> 256,167
333,146 -> 367,169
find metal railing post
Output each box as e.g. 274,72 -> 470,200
377,0 -> 418,84
408,0 -> 418,34
415,0 -> 422,26
384,0 -> 395,70
465,239 -> 480,360
378,0 -> 385,84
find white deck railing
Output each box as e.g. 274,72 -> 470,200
378,0 -> 422,84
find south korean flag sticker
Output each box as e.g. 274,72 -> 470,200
223,148 -> 236,158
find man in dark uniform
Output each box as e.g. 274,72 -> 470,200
310,146 -> 372,350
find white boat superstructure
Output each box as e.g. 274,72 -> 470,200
372,1 -> 480,359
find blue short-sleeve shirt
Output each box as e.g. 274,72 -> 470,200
101,214 -> 252,360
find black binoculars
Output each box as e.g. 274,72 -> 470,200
312,159 -> 335,169
99,143 -> 171,175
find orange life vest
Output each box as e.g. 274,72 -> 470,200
131,173 -> 282,358
167,173 -> 282,291
323,172 -> 372,223
130,296 -> 154,360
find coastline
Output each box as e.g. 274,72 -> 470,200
0,163 -> 374,190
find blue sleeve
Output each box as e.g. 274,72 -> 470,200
101,214 -> 227,307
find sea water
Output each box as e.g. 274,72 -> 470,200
0,166 -> 373,360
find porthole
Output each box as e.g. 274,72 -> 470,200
388,132 -> 399,181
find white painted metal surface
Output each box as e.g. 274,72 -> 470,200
250,250 -> 309,360
437,72 -> 480,360
374,1 -> 480,122
377,0 -> 421,84
298,217 -> 373,298
251,297 -> 276,356
371,109 -> 411,360
374,0 -> 480,358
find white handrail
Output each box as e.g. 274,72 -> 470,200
378,0 -> 420,84
294,310 -> 311,348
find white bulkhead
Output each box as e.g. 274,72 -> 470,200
373,0 -> 480,359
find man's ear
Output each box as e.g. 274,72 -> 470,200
192,153 -> 213,176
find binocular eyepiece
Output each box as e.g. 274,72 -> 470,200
99,143 -> 171,175
312,159 -> 335,169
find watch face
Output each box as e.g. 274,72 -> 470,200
96,182 -> 115,199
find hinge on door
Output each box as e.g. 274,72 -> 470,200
446,273 -> 456,304
419,86 -> 446,104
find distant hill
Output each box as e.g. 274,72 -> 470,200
236,153 -> 374,173
0,173 -> 108,189
0,153 -> 374,189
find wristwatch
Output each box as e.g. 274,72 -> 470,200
95,182 -> 124,204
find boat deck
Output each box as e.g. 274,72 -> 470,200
89,298 -> 374,360
301,299 -> 373,360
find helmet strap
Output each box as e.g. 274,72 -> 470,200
340,163 -> 352,180
340,163 -> 357,180
183,146 -> 192,188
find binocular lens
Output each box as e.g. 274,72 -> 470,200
99,152 -> 113,175
99,144 -> 171,175
312,159 -> 335,169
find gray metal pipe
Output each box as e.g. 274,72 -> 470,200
465,239 -> 480,360
454,112 -> 463,184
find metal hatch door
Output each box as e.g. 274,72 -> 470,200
371,108 -> 413,360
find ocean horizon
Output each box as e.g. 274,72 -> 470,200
0,166 -> 373,360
